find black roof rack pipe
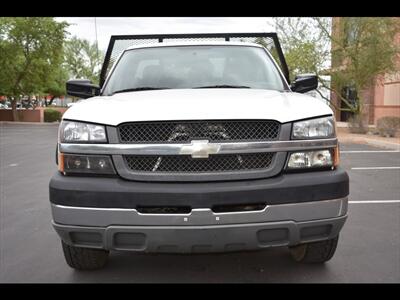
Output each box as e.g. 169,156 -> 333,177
272,34 -> 290,84
99,33 -> 290,87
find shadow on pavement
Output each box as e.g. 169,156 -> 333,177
67,247 -> 333,283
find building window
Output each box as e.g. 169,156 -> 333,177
340,85 -> 358,121
343,18 -> 359,47
384,82 -> 400,106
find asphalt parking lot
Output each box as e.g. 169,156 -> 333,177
0,123 -> 399,283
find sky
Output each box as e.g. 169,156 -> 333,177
55,17 -> 276,52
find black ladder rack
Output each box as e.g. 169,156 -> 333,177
99,32 -> 290,87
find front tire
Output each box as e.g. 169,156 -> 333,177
61,241 -> 109,270
289,235 -> 339,264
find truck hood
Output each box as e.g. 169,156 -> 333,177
63,89 -> 333,126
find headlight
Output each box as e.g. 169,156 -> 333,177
287,149 -> 333,170
58,154 -> 116,175
59,121 -> 107,143
292,116 -> 335,139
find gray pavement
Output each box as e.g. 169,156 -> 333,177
0,123 -> 399,283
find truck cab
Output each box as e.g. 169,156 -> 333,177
49,33 -> 349,270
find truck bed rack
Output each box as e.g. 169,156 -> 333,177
99,32 -> 290,87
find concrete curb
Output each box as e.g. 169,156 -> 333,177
0,121 -> 60,126
336,121 -> 376,129
338,135 -> 400,150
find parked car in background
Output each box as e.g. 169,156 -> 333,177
0,100 -> 11,109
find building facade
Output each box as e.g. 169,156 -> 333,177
330,17 -> 400,125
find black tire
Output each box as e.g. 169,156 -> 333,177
289,235 -> 339,264
61,241 -> 109,270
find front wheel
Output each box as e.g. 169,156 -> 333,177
289,235 -> 339,264
61,241 -> 109,270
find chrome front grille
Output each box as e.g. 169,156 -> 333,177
123,153 -> 275,173
118,120 -> 280,143
60,121 -> 338,182
108,120 -> 290,182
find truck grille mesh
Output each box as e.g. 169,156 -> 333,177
118,120 -> 280,143
124,153 -> 274,173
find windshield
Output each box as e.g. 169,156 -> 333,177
102,45 -> 287,95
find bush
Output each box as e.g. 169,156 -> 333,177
348,114 -> 368,134
377,116 -> 400,137
44,109 -> 62,122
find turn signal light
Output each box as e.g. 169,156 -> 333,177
333,145 -> 340,167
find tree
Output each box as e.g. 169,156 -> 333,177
43,64 -> 69,106
64,36 -> 103,85
272,17 -> 400,117
0,17 -> 69,121
320,17 -> 400,115
273,17 -> 331,81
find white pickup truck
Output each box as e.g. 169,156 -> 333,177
49,33 -> 349,270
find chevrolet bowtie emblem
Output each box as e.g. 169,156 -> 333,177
179,140 -> 221,158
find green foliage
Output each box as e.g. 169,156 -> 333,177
376,116 -> 400,137
273,17 -> 400,116
284,42 -> 322,79
274,17 -> 331,82
0,17 -> 69,120
329,17 -> 400,114
45,62 -> 69,99
64,36 -> 104,85
0,18 -> 106,121
44,108 -> 62,122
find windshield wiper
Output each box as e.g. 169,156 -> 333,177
111,87 -> 170,95
193,85 -> 251,89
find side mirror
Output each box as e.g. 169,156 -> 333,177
66,79 -> 100,99
290,74 -> 318,93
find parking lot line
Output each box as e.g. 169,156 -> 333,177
341,150 -> 400,153
349,200 -> 400,204
351,167 -> 400,170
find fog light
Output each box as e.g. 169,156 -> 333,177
287,150 -> 333,170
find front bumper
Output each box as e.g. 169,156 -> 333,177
52,197 -> 348,253
50,167 -> 349,253
53,215 -> 347,253
49,167 -> 349,208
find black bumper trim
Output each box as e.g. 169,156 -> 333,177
49,167 -> 349,209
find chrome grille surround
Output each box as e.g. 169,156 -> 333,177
115,120 -> 283,181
